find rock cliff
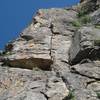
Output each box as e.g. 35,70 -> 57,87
0,0 -> 100,100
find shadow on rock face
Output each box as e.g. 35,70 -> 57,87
3,58 -> 53,71
69,27 -> 100,65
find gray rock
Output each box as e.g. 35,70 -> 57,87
61,69 -> 99,100
37,8 -> 77,23
80,0 -> 99,13
1,2 -> 100,100
91,8 -> 100,24
3,8 -> 77,70
0,66 -> 69,100
4,27 -> 53,70
51,35 -> 72,63
71,62 -> 100,79
80,0 -> 100,6
69,26 -> 100,65
24,92 -> 47,100
45,78 -> 69,100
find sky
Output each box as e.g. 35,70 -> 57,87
0,0 -> 79,49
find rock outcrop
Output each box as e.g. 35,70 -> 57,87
0,0 -> 100,100
69,26 -> 100,65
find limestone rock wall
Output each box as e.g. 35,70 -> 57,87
0,0 -> 100,100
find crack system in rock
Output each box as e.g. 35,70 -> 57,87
40,91 -> 49,100
49,24 -> 54,61
71,67 -> 100,80
86,80 -> 100,88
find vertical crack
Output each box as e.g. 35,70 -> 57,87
40,91 -> 49,100
49,23 -> 54,61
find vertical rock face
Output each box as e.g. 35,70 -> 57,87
5,26 -> 53,70
0,0 -> 100,100
0,8 -> 77,100
80,0 -> 100,5
4,8 -> 77,70
79,0 -> 100,14
69,27 -> 100,65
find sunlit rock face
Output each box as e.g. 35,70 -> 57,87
4,8 -> 77,70
0,0 -> 100,100
4,26 -> 53,70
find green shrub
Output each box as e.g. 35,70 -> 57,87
77,11 -> 85,18
0,51 -> 14,57
96,91 -> 100,99
95,24 -> 100,29
94,40 -> 100,46
64,89 -> 75,100
80,15 -> 91,24
77,9 -> 87,18
71,20 -> 81,27
32,67 -> 40,71
76,7 -> 91,26
72,15 -> 91,28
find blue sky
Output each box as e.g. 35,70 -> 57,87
0,0 -> 79,49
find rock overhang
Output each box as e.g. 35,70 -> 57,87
3,57 -> 53,70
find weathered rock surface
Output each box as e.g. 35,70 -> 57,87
0,65 -> 69,100
80,0 -> 100,13
71,62 -> 100,79
69,26 -> 100,65
4,26 -> 53,70
91,8 -> 100,24
0,0 -> 100,100
4,8 -> 77,70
